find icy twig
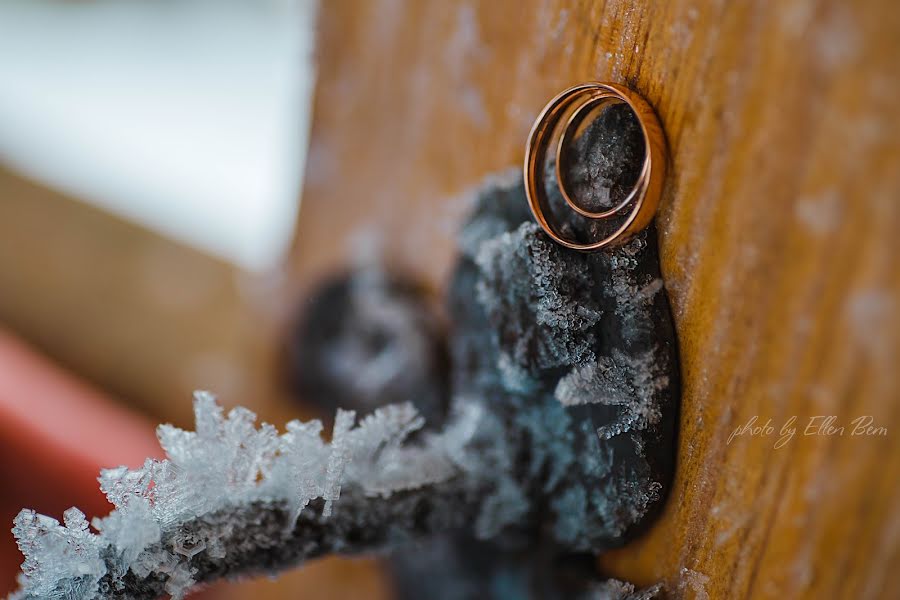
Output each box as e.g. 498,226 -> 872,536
10,393 -> 481,600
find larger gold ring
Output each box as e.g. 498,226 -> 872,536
523,82 -> 667,251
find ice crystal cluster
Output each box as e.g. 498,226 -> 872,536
9,393 -> 478,599
559,102 -> 645,213
585,579 -> 663,600
447,177 -> 678,551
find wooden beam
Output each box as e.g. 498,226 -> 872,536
294,1 -> 899,597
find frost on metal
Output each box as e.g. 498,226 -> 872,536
448,176 -> 679,552
9,120 -> 678,597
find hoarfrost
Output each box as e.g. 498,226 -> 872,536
449,174 -> 678,554
555,350 -> 669,440
585,578 -> 664,599
322,408 -> 355,516
678,567 -> 710,600
12,508 -> 105,598
10,392 -> 473,599
10,169 -> 679,598
475,222 -> 603,372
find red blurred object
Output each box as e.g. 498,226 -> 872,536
0,328 -> 162,595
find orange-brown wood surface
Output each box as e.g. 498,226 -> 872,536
293,1 -> 899,598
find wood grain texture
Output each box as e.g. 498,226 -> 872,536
294,0 -> 899,598
0,166 -> 283,428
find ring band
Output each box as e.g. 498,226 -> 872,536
523,82 -> 667,251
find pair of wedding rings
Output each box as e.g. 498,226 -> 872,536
524,82 -> 667,251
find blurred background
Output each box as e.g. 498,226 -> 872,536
0,0 -> 390,597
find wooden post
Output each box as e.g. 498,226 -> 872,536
293,1 -> 899,597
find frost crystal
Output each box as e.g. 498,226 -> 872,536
475,222 -> 603,372
10,392 -> 471,599
585,578 -> 664,600
450,174 -> 678,555
12,508 -> 105,598
323,408 -> 355,516
555,350 -> 668,439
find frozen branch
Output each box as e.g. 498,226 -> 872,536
10,158 -> 679,599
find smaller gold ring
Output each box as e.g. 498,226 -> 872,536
523,82 -> 667,252
555,94 -> 647,220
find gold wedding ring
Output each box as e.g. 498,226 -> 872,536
524,82 -> 667,251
